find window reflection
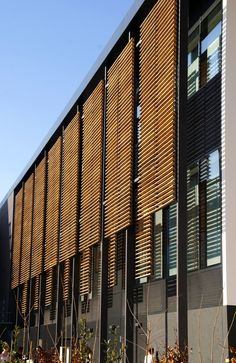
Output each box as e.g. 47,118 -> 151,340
188,3 -> 222,97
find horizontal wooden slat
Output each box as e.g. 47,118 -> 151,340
20,174 -> 34,284
135,215 -> 153,279
62,259 -> 71,302
136,0 -> 177,278
45,137 -> 62,271
31,157 -> 46,278
80,249 -> 91,295
80,81 -> 104,253
21,282 -> 28,315
108,235 -> 117,288
45,268 -> 53,307
60,113 -> 80,262
105,39 -> 135,244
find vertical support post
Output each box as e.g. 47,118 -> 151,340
177,0 -> 188,352
99,66 -> 108,363
38,150 -> 47,346
70,255 -> 79,350
55,127 -> 64,347
124,228 -> 134,363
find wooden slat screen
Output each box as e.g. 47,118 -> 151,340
33,275 -> 40,311
20,174 -> 34,284
108,235 -> 117,288
62,259 -> 71,302
45,137 -> 62,271
21,282 -> 28,316
135,215 -> 153,279
45,268 -> 53,307
136,0 -> 177,279
60,113 -> 80,262
80,249 -> 91,295
12,188 -> 23,288
80,81 -> 104,252
31,157 -> 46,278
105,39 -> 135,238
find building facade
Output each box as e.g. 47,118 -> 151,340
1,0 -> 236,361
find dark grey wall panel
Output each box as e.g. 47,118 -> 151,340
187,266 -> 222,309
187,74 -> 221,163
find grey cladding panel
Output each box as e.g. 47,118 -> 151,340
188,266 -> 222,309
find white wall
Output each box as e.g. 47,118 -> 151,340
222,0 -> 236,306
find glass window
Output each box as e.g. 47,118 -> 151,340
153,210 -> 163,279
168,203 -> 177,276
188,3 -> 222,97
206,150 -> 221,266
187,164 -> 200,271
188,27 -> 200,97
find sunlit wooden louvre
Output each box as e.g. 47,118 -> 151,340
80,249 -> 91,295
136,0 -> 177,278
45,137 -> 62,271
60,113 -> 80,262
80,81 -> 104,253
45,268 -> 53,307
31,157 -> 46,278
32,275 -> 40,311
12,188 -> 24,288
21,282 -> 28,316
62,259 -> 71,302
135,215 -> 153,279
20,174 -> 34,284
108,235 -> 117,288
105,39 -> 135,238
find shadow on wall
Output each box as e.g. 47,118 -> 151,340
0,195 -> 15,341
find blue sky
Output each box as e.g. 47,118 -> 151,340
0,0 -> 134,202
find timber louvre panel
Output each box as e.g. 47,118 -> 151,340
21,282 -> 28,315
12,188 -> 23,288
32,275 -> 40,311
136,0 -> 177,279
80,249 -> 91,295
60,113 -> 80,262
45,268 -> 53,307
45,137 -> 62,271
62,259 -> 71,302
105,39 -> 135,238
31,157 -> 46,278
20,173 -> 34,284
80,81 -> 104,252
108,235 -> 117,288
105,39 -> 135,286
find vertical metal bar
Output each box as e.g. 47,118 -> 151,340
124,228 -> 134,363
99,66 -> 108,363
38,150 -> 47,345
28,166 -> 36,351
70,256 -> 75,352
177,0 -> 188,352
55,127 -> 64,346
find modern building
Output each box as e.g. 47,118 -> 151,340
0,0 -> 236,361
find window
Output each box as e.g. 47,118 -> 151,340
187,150 -> 221,270
206,150 -> 221,266
188,3 -> 222,97
188,27 -> 200,97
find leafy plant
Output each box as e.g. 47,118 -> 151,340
71,318 -> 93,363
104,325 -> 125,363
160,343 -> 188,363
